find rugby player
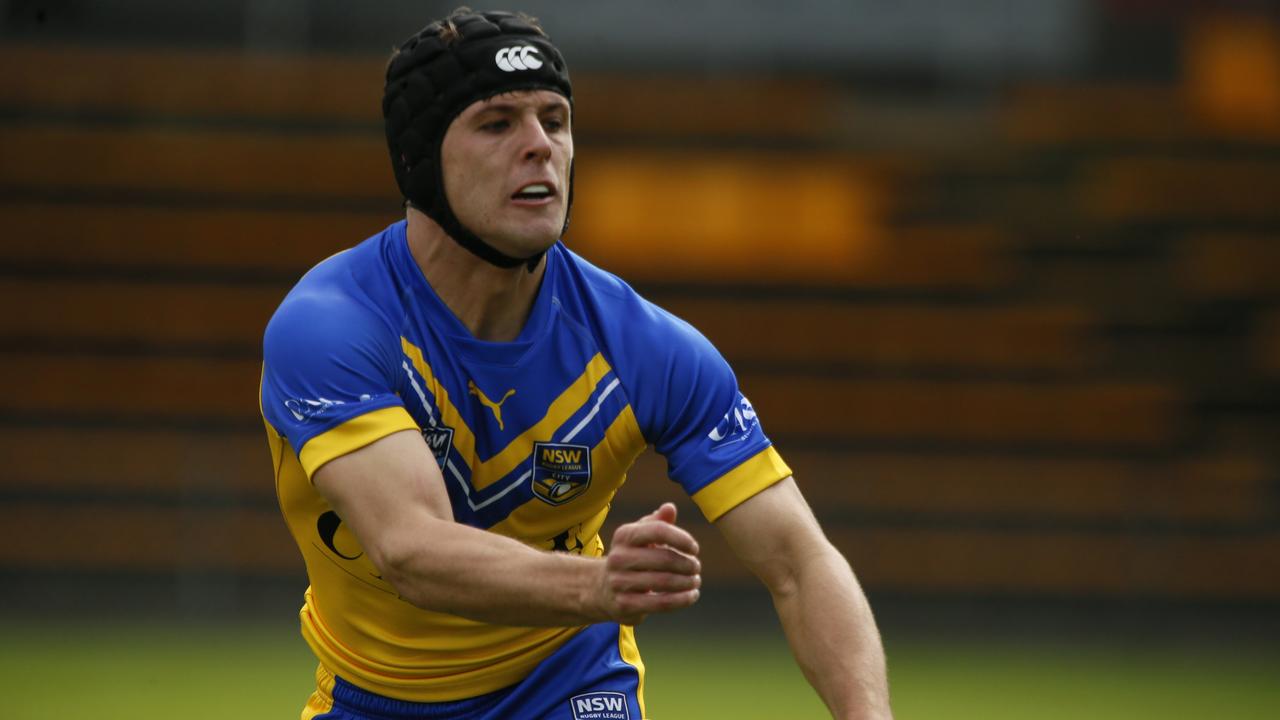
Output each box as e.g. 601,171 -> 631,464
261,8 -> 891,719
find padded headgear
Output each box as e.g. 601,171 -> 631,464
383,10 -> 573,269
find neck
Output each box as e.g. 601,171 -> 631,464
404,208 -> 546,343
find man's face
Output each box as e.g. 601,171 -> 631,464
440,89 -> 573,258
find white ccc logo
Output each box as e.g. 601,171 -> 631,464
495,45 -> 543,72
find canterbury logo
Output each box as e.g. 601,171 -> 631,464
495,45 -> 543,72
469,380 -> 516,430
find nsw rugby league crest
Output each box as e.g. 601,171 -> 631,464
531,441 -> 591,505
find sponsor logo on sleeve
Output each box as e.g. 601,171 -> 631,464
531,441 -> 592,505
570,692 -> 629,720
284,396 -> 345,422
707,393 -> 758,444
421,425 -> 454,468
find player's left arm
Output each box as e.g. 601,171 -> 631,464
716,476 -> 892,720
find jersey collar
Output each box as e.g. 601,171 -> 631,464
390,220 -> 560,366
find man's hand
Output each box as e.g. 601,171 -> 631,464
598,502 -> 702,625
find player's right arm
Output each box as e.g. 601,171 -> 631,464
311,428 -> 701,627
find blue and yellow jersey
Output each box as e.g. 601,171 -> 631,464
260,220 -> 791,702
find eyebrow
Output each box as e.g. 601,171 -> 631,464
474,100 -> 569,116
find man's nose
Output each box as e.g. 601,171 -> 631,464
519,117 -> 553,161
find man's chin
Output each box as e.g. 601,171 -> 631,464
484,233 -> 559,263
490,222 -> 564,258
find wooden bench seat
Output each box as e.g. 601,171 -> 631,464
825,526 -> 1280,599
580,219 -> 1012,288
1,277 -> 1082,370
0,203 -> 394,273
0,44 -> 383,123
619,497 -> 1280,597
659,298 -> 1090,372
1260,310 -> 1280,376
1002,83 -> 1195,144
740,374 -> 1177,448
1,501 -> 298,573
1,427 -> 272,497
572,75 -> 837,141
0,279 -> 286,348
785,450 -> 1268,525
529,149 -> 896,284
4,352 -> 1177,447
1,354 -> 261,422
616,448 -> 1265,526
1184,15 -> 1280,139
1177,232 -> 1280,299
1082,156 -> 1280,222
0,124 -> 392,201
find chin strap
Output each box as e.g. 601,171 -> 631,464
408,201 -> 549,272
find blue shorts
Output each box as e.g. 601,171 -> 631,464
305,623 -> 644,720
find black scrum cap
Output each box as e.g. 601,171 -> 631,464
383,10 -> 573,269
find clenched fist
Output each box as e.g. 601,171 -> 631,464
597,503 -> 702,625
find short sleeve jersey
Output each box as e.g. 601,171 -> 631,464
260,221 -> 791,702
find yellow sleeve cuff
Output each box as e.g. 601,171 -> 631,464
298,406 -> 420,479
690,446 -> 793,522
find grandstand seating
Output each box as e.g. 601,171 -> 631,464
2,41 -> 1277,602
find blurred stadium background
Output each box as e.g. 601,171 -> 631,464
2,0 -> 1279,717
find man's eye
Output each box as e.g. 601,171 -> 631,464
481,120 -> 509,132
543,118 -> 565,132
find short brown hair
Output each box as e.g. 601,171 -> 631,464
435,7 -> 547,42
385,7 -> 547,70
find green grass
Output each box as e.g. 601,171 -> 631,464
0,620 -> 314,720
1,619 -> 1277,719
883,637 -> 1280,720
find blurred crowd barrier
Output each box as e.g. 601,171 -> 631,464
1,9 -> 1277,612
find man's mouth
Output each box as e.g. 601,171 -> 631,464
511,183 -> 555,201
